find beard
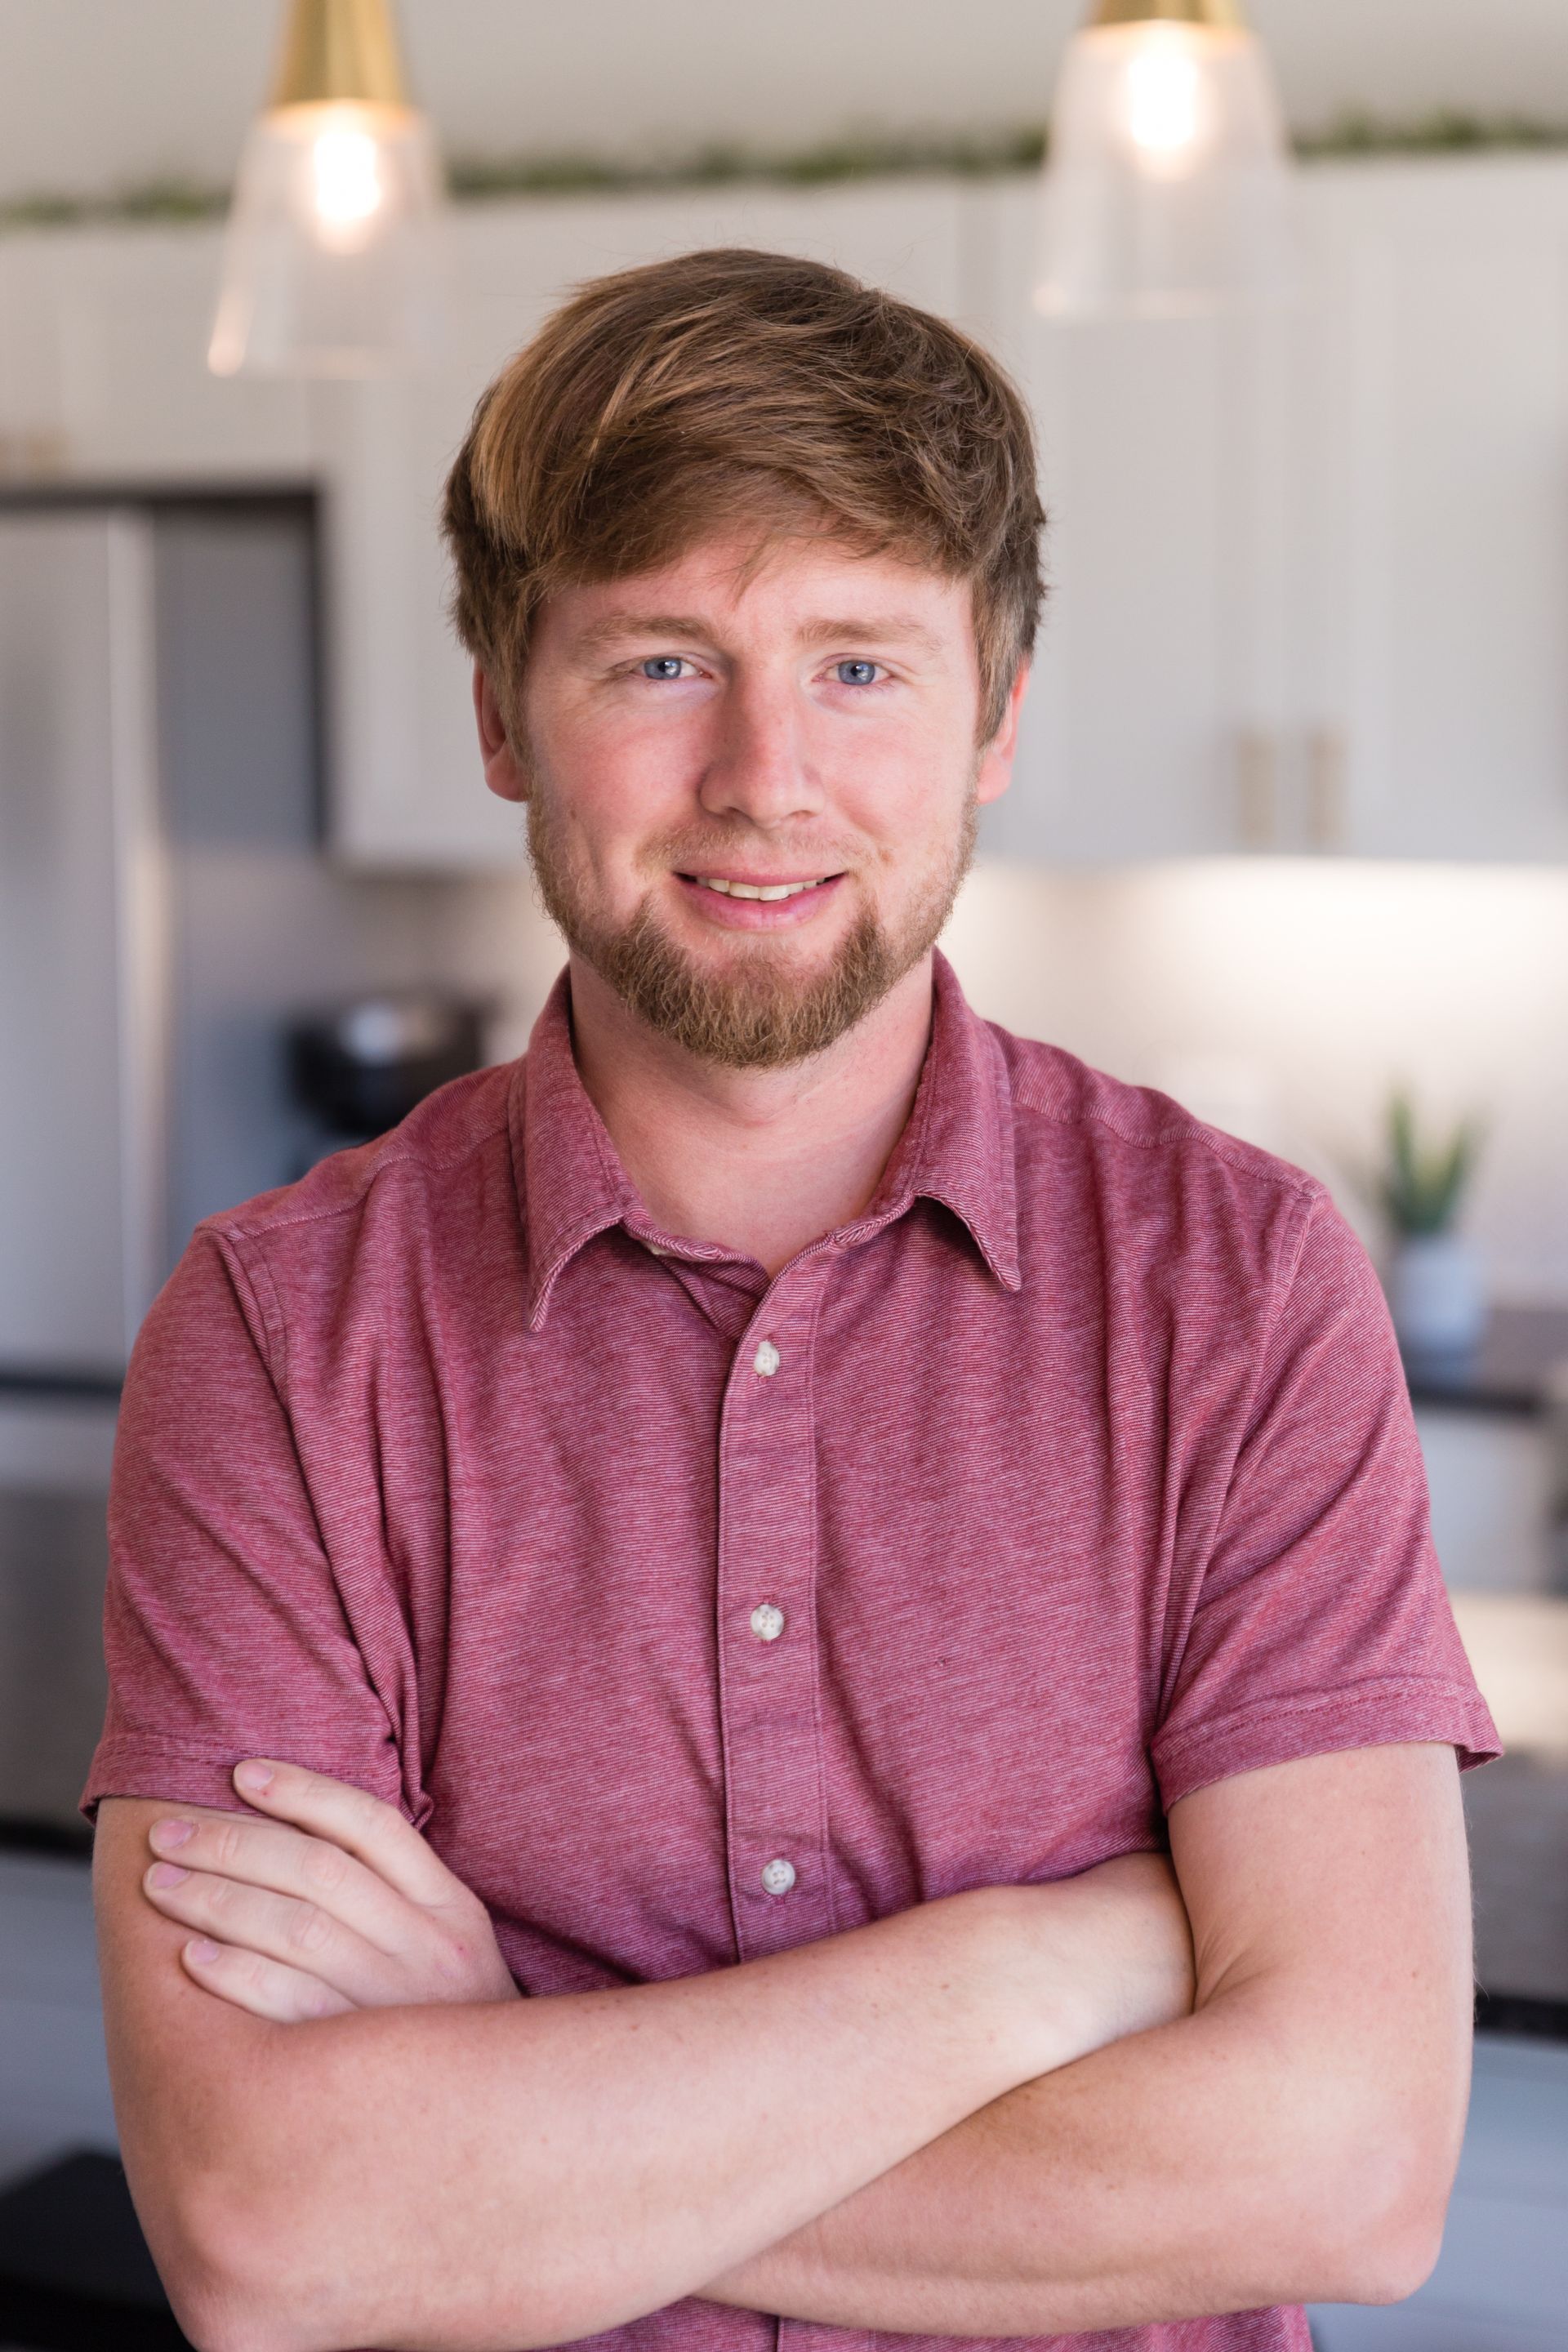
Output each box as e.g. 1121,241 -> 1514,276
523,781 -> 979,1071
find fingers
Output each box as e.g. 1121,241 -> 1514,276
145,1857 -> 413,2007
140,1762 -> 520,2011
145,1806 -> 427,1962
179,1933 -> 357,2024
225,1760 -> 461,1912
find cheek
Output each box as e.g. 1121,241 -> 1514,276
822,722 -> 971,858
532,705 -> 696,870
559,698 -> 709,826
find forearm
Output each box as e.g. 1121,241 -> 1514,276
184,1885 -> 1073,2352
698,1984 -> 1423,2336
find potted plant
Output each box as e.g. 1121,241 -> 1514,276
1374,1089 -> 1488,1364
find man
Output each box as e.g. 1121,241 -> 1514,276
87,248 -> 1499,2352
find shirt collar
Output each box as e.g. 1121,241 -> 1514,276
510,947 -> 1020,1330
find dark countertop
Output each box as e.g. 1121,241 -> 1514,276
1405,1305 -> 1568,1416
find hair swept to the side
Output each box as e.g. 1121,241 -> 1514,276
442,245 -> 1045,742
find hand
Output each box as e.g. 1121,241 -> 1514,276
140,1758 -> 522,2023
997,1850 -> 1196,2075
1048,1843 -> 1194,2051
1065,1848 -> 1199,2040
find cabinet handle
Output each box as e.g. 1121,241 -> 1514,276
1307,728 -> 1348,853
1235,729 -> 1276,851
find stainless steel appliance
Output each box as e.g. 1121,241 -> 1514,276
0,496 -> 320,1842
0,491 -> 501,1840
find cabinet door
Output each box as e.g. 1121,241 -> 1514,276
324,182 -> 967,866
1288,160 -> 1568,863
0,229 -> 313,486
969,180 -> 1281,866
55,230 -> 312,483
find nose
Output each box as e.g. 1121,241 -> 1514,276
697,672 -> 825,830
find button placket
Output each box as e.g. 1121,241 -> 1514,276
715,1270 -> 834,1962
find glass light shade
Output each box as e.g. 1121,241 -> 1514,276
1036,20 -> 1294,318
208,99 -> 446,376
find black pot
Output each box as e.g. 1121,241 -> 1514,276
286,993 -> 489,1142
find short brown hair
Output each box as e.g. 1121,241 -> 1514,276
442,246 -> 1045,743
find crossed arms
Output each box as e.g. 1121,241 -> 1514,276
93,1739 -> 1474,2352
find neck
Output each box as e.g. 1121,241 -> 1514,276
566,952 -> 938,1279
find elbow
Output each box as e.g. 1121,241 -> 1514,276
164,2167 -> 568,2352
1330,2212 -> 1445,2310
140,2170 -> 336,2352
1344,2175 -> 1449,2309
1303,2137 -> 1452,2309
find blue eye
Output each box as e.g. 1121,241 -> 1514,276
640,656 -> 688,679
835,660 -> 880,687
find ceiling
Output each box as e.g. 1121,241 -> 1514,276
0,0 -> 1564,203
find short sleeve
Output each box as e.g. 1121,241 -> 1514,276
1151,1192 -> 1503,1812
80,1227 -> 408,1827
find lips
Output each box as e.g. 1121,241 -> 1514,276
674,871 -> 845,926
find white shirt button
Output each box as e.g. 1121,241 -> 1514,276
761,1856 -> 796,1895
750,1601 -> 785,1642
753,1339 -> 781,1378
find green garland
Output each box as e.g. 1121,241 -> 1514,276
5,109 -> 1568,234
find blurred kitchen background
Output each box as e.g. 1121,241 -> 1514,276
2,2 -> 1568,2345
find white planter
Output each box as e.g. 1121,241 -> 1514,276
1388,1232 -> 1489,1361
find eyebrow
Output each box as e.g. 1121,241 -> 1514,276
573,612 -> 948,659
797,616 -> 947,658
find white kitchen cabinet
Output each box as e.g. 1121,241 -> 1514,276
1279,160 -> 1568,864
321,181 -> 969,866
971,180 -> 1282,864
0,226 -> 310,484
5,159 -> 1568,866
979,157 -> 1568,867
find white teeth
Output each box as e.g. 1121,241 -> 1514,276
693,876 -> 826,901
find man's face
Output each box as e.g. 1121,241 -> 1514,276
477,527 -> 1026,1069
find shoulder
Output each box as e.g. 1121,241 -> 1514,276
205,1062 -> 517,1254
991,1020 -> 1338,1308
999,1022 -> 1320,1203
167,1063 -> 523,1359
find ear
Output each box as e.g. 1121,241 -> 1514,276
974,663 -> 1031,808
474,666 -> 530,804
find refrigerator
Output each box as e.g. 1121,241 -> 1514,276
0,494 -> 325,1841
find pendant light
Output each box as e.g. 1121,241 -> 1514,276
208,0 -> 446,377
1036,0 -> 1294,318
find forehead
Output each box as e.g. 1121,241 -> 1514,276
537,526 -> 974,648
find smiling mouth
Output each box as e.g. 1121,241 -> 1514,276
680,873 -> 840,902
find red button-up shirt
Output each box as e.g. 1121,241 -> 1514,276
85,949 -> 1500,2352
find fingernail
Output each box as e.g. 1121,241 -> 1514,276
186,1938 -> 220,1963
235,1760 -> 274,1792
149,1863 -> 189,1888
150,1819 -> 194,1849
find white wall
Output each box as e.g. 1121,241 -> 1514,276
0,1 -> 1566,205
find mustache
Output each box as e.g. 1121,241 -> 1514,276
636,831 -> 874,876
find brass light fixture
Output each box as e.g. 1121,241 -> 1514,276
1036,0 -> 1294,317
209,0 -> 447,377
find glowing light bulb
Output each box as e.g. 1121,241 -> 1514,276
1125,42 -> 1203,162
312,125 -> 383,233
208,97 -> 445,375
1036,15 -> 1294,316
